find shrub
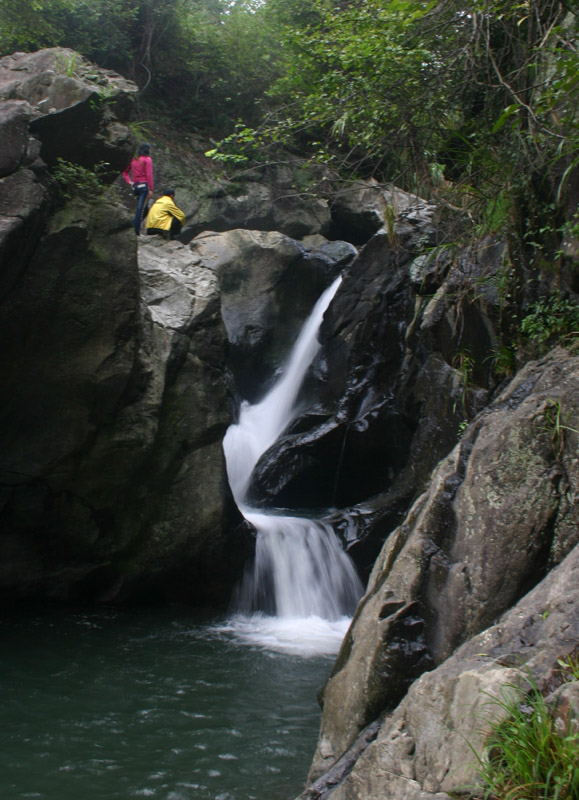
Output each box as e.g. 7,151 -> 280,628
52,158 -> 110,200
521,294 -> 579,346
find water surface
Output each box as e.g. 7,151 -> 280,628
0,606 -> 333,800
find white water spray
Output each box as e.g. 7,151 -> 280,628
220,277 -> 363,657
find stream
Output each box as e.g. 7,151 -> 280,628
0,605 -> 333,800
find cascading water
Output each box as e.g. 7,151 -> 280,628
220,277 -> 363,657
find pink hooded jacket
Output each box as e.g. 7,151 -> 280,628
123,155 -> 154,191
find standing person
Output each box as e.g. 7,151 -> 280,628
146,189 -> 186,240
122,143 -> 154,235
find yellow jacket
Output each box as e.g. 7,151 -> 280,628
146,195 -> 186,231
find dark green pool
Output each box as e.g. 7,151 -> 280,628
0,607 -> 335,800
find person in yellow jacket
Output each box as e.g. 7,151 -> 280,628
146,189 -> 186,240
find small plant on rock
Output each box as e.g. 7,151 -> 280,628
452,349 -> 475,419
473,676 -> 579,800
52,158 -> 110,200
539,400 -> 579,461
486,343 -> 517,379
557,654 -> 579,682
55,52 -> 80,77
521,294 -> 579,348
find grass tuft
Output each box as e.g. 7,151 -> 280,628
473,676 -> 579,800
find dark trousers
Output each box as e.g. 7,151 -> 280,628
132,183 -> 149,235
146,218 -> 182,240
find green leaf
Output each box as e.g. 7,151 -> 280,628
492,104 -> 521,134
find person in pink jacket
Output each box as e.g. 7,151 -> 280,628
122,143 -> 154,235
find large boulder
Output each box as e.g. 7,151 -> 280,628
116,237 -> 248,601
300,540 -> 579,799
145,147 -> 333,243
306,347 -> 579,781
182,178 -> 332,242
0,191 -> 245,603
188,228 -> 356,400
0,48 -> 138,315
329,179 -> 439,246
0,48 -> 137,173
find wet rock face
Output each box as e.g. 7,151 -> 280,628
246,231 -> 420,511
306,348 -> 579,784
246,224 -> 501,587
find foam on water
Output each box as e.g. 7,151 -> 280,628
237,510 -> 361,621
212,613 -> 352,658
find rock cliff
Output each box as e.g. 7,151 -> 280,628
301,534 -> 579,799
0,49 -> 240,602
302,348 -> 579,795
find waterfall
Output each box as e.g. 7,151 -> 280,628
219,277 -> 363,657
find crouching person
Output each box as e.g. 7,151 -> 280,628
146,189 -> 186,240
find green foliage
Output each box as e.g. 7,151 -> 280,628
538,400 -> 579,461
52,158 -> 110,199
472,260 -> 518,313
128,119 -> 154,142
0,0 -> 137,65
54,50 -> 80,76
1,0 -> 577,279
561,211 -> 579,246
205,123 -> 263,164
487,344 -> 517,379
558,655 -> 579,682
477,191 -> 514,237
521,294 -> 579,346
457,419 -> 469,438
474,677 -> 579,800
258,0 -> 579,266
452,349 -> 475,420
0,0 -> 285,133
0,0 -> 65,54
453,350 -> 474,387
265,0 -> 444,170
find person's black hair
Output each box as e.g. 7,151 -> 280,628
163,188 -> 175,196
137,143 -> 151,157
